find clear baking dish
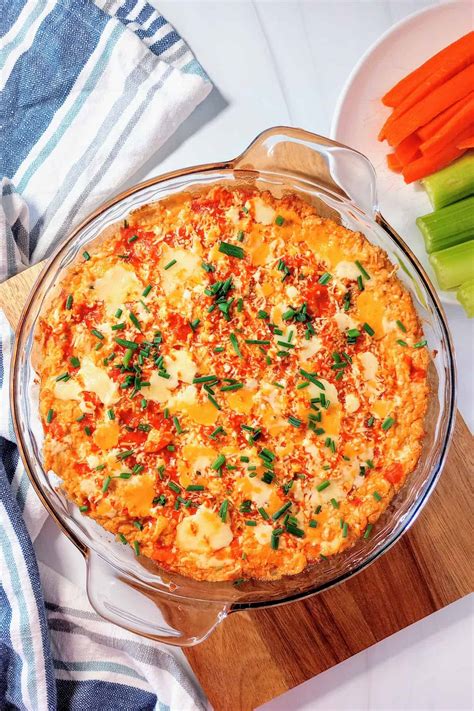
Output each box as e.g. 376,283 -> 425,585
11,127 -> 456,646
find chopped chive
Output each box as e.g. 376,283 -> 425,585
330,498 -> 339,509
112,322 -> 126,330
186,485 -> 205,492
210,425 -> 225,439
141,398 -> 147,410
102,476 -> 111,493
213,346 -> 224,353
229,332 -> 242,358
164,259 -> 177,270
107,409 -> 115,420
373,491 -> 382,502
272,501 -> 292,521
355,260 -> 370,280
82,251 -> 90,261
129,312 -> 141,331
397,339 -> 408,347
79,505 -> 89,512
363,322 -> 375,336
83,426 -> 92,436
133,541 -> 140,556
90,329 -> 104,340
258,507 -> 269,520
318,272 -> 332,285
364,524 -> 373,539
168,481 -> 181,493
65,294 -> 73,310
55,372 -> 70,382
189,318 -> 200,331
220,383 -> 243,392
123,348 -> 134,368
367,416 -> 375,427
46,409 -> 54,424
76,414 -> 85,422
201,262 -> 215,273
257,310 -> 269,319
173,416 -> 183,434
275,215 -> 284,226
245,339 -> 270,345
142,285 -> 152,297
219,499 -> 229,522
296,381 -> 310,390
207,393 -> 221,410
166,444 -> 175,451
128,234 -> 138,243
69,356 -> 80,368
357,275 -> 364,291
237,230 -> 245,242
218,241 -> 245,259
245,520 -> 257,526
382,417 -> 395,431
414,339 -> 427,348
273,381 -> 284,389
211,454 -> 226,471
317,480 -> 330,492
342,522 -> 348,538
117,449 -> 134,461
288,416 -> 302,427
115,309 -> 123,318
396,320 -> 407,333
114,337 -> 138,349
193,375 -> 219,384
271,531 -> 281,549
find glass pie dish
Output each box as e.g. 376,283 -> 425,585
11,127 -> 456,646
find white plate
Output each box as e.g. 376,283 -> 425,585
331,1 -> 472,306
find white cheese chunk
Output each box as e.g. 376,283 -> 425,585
299,336 -> 322,361
253,197 -> 275,225
159,246 -> 202,296
334,311 -> 358,332
94,264 -> 142,314
175,506 -> 233,553
79,357 -> 119,405
358,352 -> 379,381
334,261 -> 361,280
345,393 -> 360,413
253,523 -> 273,545
54,378 -> 82,401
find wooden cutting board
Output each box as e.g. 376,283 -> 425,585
2,264 -> 472,711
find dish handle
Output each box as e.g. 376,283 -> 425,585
86,551 -> 230,647
232,125 -> 379,218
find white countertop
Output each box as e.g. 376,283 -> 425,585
35,1 -> 473,709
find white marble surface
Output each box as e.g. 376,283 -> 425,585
35,1 -> 473,709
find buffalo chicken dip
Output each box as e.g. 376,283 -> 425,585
37,186 -> 429,581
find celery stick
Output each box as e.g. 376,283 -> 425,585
457,279 -> 474,317
429,240 -> 474,290
423,154 -> 474,210
416,195 -> 474,253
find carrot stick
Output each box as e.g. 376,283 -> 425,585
457,137 -> 474,149
417,93 -> 472,141
394,134 -> 421,164
402,126 -> 473,183
382,31 -> 474,107
385,64 -> 474,147
386,153 -> 403,173
420,97 -> 474,155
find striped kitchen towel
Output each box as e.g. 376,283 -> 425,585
0,1 -> 211,709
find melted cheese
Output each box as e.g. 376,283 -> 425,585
146,370 -> 177,403
93,421 -> 120,450
253,197 -> 275,225
334,311 -> 358,332
94,264 -> 142,314
54,378 -> 82,401
118,474 -> 156,518
310,479 -> 345,507
167,349 -> 197,384
226,388 -> 254,415
181,444 -> 217,473
159,246 -> 203,297
345,393 -> 360,414
356,290 -> 385,338
253,523 -> 273,545
299,336 -> 322,361
79,357 -> 119,405
175,506 -> 233,553
358,352 -> 379,381
334,261 -> 361,280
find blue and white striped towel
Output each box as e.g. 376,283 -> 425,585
0,1 -> 212,708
